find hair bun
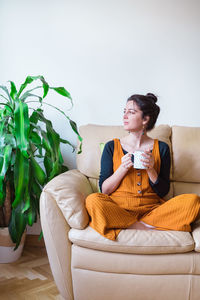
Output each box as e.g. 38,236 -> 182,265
146,93 -> 157,103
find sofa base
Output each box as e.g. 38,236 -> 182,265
72,268 -> 200,300
71,245 -> 200,300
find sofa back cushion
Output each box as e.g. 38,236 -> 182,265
77,124 -> 172,179
172,126 -> 200,183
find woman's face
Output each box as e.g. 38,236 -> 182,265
123,101 -> 145,132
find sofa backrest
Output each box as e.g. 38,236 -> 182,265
77,124 -> 172,197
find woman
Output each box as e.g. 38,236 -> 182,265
86,93 -> 200,241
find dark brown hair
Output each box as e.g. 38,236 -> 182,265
127,93 -> 160,131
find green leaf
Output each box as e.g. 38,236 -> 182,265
9,81 -> 17,100
41,132 -> 51,153
27,207 -> 36,226
50,86 -> 72,100
30,186 -> 40,215
0,145 -> 12,204
11,151 -> 16,165
69,119 -> 82,142
0,137 -> 5,150
0,94 -> 10,102
40,77 -> 49,99
17,75 -> 42,97
38,112 -> 60,155
49,160 -> 61,180
38,231 -> 43,241
20,85 -> 42,102
30,155 -> 46,185
58,148 -> 64,165
0,103 -> 13,113
0,119 -> 6,139
61,165 -> 68,173
26,193 -> 37,226
39,118 -> 62,180
12,149 -> 29,208
14,100 -> 30,157
21,92 -> 42,103
0,85 -> 12,102
47,129 -> 60,155
35,154 -> 44,158
22,186 -> 30,213
4,134 -> 16,148
31,178 -> 42,199
77,140 -> 82,154
60,138 -> 75,151
30,131 -> 41,145
44,154 -> 53,177
28,175 -> 41,217
18,75 -> 49,100
30,110 -> 40,124
9,202 -> 27,249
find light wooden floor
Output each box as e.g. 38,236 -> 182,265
0,243 -> 64,300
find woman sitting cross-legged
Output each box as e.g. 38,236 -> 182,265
85,93 -> 200,241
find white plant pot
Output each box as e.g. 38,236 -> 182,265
0,227 -> 26,263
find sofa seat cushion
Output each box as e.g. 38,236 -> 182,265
68,226 -> 194,254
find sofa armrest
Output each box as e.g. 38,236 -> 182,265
43,169 -> 93,229
40,169 -> 93,299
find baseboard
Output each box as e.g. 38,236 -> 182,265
25,234 -> 45,248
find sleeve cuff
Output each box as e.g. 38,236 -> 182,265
149,177 -> 159,187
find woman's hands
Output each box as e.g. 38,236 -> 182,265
140,149 -> 154,170
121,153 -> 133,170
140,149 -> 158,183
121,150 -> 155,171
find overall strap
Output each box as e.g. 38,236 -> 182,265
152,139 -> 161,174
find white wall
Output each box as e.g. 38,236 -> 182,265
1,0 -> 200,170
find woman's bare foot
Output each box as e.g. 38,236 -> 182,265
128,221 -> 155,230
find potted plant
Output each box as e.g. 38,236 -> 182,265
0,75 -> 82,260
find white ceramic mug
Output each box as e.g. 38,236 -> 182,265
133,151 -> 147,169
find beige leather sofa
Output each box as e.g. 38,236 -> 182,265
40,124 -> 200,300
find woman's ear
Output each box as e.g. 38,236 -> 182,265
143,115 -> 150,126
